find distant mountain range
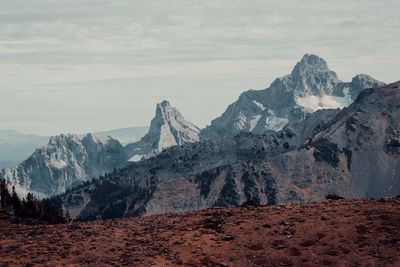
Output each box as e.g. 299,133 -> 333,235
2,54 -> 395,217
57,81 -> 400,220
0,101 -> 200,198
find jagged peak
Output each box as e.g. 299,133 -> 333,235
141,100 -> 200,151
156,100 -> 174,116
291,54 -> 332,76
351,73 -> 384,84
82,133 -> 111,145
159,100 -> 171,108
353,73 -> 373,80
154,100 -> 185,123
48,133 -> 80,144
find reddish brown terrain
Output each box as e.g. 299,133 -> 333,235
1,197 -> 399,267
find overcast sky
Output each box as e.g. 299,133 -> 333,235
0,0 -> 399,136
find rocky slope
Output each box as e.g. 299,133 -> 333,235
1,197 -> 399,266
0,133 -> 127,198
0,101 -> 198,199
200,54 -> 384,140
58,82 -> 400,220
125,100 -> 200,161
0,126 -> 148,169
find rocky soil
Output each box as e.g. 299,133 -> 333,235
1,197 -> 399,267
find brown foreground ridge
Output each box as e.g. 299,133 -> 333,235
1,197 -> 400,267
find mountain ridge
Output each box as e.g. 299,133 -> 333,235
0,133 -> 128,198
199,54 -> 384,140
0,101 -> 200,199
58,81 -> 400,220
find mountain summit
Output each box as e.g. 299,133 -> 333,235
292,54 -> 330,72
200,54 -> 384,139
0,133 -> 127,198
125,100 -> 200,161
289,54 -> 341,97
142,100 -> 200,151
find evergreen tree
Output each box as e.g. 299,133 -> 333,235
0,179 -> 66,224
11,186 -> 22,216
0,179 -> 11,211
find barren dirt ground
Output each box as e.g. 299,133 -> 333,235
1,197 -> 399,267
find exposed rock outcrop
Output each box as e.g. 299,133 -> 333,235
0,133 -> 127,198
200,54 -> 384,140
125,100 -> 200,161
58,82 -> 400,220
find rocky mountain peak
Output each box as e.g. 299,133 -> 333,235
348,73 -> 385,100
154,100 -> 183,124
288,54 -> 341,97
291,54 -> 330,74
48,134 -> 80,145
159,100 -> 171,108
1,132 -> 127,198
351,73 -> 382,87
200,54 -> 384,140
82,133 -> 112,146
126,100 -> 200,161
144,100 -> 200,151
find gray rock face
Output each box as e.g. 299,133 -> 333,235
200,54 -> 384,140
58,81 -> 400,220
0,100 -> 198,199
125,100 -> 200,161
269,81 -> 400,203
0,133 -> 127,198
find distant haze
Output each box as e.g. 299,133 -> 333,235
0,0 -> 399,135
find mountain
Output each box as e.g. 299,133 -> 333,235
199,54 -> 384,140
0,101 -> 197,199
0,126 -> 148,169
0,130 -> 48,168
58,81 -> 400,220
125,100 -> 200,161
0,133 -> 128,198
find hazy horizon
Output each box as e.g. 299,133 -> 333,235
1,0 -> 399,136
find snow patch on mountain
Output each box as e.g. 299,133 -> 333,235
200,54 -> 385,139
129,155 -> 143,162
265,110 -> 289,131
233,111 -> 247,130
296,94 -> 351,112
253,100 -> 266,111
249,115 -> 262,131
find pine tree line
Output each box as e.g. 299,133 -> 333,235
0,179 -> 68,224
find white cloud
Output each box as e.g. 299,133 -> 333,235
0,45 -> 33,54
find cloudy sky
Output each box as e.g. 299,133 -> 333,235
0,0 -> 399,136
